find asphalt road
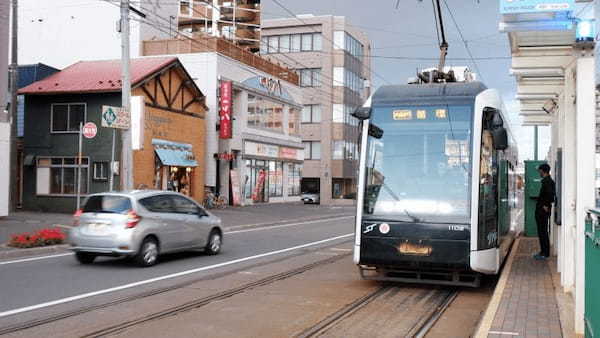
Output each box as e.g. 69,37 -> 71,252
0,212 -> 355,327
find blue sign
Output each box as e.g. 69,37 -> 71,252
500,0 -> 575,14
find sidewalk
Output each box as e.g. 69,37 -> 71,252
0,203 -> 354,251
476,237 -> 564,338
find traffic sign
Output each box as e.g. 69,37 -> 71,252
82,122 -> 97,139
102,105 -> 130,129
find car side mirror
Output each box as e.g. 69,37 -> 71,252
197,208 -> 208,217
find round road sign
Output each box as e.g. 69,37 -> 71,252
83,122 -> 97,139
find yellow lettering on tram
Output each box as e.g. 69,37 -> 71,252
393,110 -> 412,120
416,110 -> 427,120
435,109 -> 447,119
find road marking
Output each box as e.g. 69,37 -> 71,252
0,253 -> 73,266
225,216 -> 353,234
54,224 -> 74,229
488,331 -> 520,336
0,233 -> 353,318
330,248 -> 352,252
0,216 -> 353,266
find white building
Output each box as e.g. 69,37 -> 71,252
1,1 -> 10,217
147,47 -> 304,204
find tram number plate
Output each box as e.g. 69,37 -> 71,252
398,242 -> 432,256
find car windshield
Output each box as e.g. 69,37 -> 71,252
363,103 -> 473,224
83,195 -> 132,214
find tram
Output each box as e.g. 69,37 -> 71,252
352,76 -> 520,287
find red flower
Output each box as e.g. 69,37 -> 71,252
8,228 -> 66,248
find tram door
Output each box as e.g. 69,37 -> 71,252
478,130 -> 499,250
498,159 -> 511,237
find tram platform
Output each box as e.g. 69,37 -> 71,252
475,237 -> 569,338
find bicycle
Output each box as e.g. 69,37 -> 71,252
215,195 -> 228,209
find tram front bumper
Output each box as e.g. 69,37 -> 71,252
359,236 -> 470,269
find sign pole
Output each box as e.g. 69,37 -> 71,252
77,122 -> 83,210
109,129 -> 116,191
120,0 -> 133,191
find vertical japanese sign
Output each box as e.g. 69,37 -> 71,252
251,169 -> 266,202
230,169 -> 242,206
219,81 -> 233,139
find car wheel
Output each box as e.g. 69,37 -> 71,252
75,252 -> 96,264
205,230 -> 222,255
135,237 -> 159,267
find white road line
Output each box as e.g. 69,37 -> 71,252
0,216 -> 353,266
488,331 -> 520,336
0,233 -> 353,318
0,253 -> 73,265
224,216 -> 353,234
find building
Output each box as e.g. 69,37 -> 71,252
499,0 -> 596,335
261,15 -> 372,204
18,57 -> 207,212
143,36 -> 303,205
178,0 -> 261,52
0,0 -> 10,217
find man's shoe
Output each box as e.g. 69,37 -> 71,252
534,254 -> 548,260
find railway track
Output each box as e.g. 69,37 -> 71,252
0,240 -> 352,336
296,286 -> 459,338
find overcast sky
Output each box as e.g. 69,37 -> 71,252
262,0 -> 592,161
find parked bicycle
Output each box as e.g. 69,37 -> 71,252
203,192 -> 228,209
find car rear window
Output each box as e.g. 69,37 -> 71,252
83,195 -> 132,214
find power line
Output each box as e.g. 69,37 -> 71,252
441,0 -> 485,83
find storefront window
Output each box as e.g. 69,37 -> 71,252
288,163 -> 302,196
268,161 -> 284,197
248,95 -> 284,133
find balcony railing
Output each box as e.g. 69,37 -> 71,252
142,35 -> 298,85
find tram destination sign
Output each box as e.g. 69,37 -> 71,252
499,0 -> 575,14
102,105 -> 130,129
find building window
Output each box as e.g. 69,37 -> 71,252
332,67 -> 363,93
288,107 -> 301,136
51,103 -> 86,133
247,95 -> 284,133
299,68 -> 321,87
93,162 -> 109,181
261,33 -> 322,54
302,104 -> 321,123
287,163 -> 302,196
268,161 -> 284,197
333,31 -> 364,60
332,140 -> 344,160
36,157 -> 89,195
303,141 -> 321,160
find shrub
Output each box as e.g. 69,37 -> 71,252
8,228 -> 67,248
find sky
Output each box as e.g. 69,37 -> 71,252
262,0 -> 592,161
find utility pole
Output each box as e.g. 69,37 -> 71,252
120,0 -> 133,191
9,0 -> 18,210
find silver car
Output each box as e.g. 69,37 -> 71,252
301,192 -> 320,204
69,191 -> 223,267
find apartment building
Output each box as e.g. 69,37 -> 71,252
178,0 -> 261,52
262,15 -> 372,204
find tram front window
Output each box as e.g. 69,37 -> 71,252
363,104 -> 472,224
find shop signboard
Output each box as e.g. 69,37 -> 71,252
230,169 -> 242,206
252,169 -> 266,202
499,0 -> 574,14
101,105 -> 130,129
219,81 -> 233,139
245,141 -> 279,159
279,147 -> 297,160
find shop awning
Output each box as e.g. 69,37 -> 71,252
152,139 -> 198,167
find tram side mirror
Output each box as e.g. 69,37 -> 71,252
353,107 -> 372,120
368,123 -> 384,139
492,127 -> 508,150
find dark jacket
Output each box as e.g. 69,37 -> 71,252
536,176 -> 556,211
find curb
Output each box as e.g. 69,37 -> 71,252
473,237 -> 521,338
0,244 -> 71,261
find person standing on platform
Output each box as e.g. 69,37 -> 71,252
533,163 -> 556,260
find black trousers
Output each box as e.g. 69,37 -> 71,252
535,208 -> 551,257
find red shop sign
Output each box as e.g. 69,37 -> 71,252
219,81 -> 233,139
217,152 -> 236,161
